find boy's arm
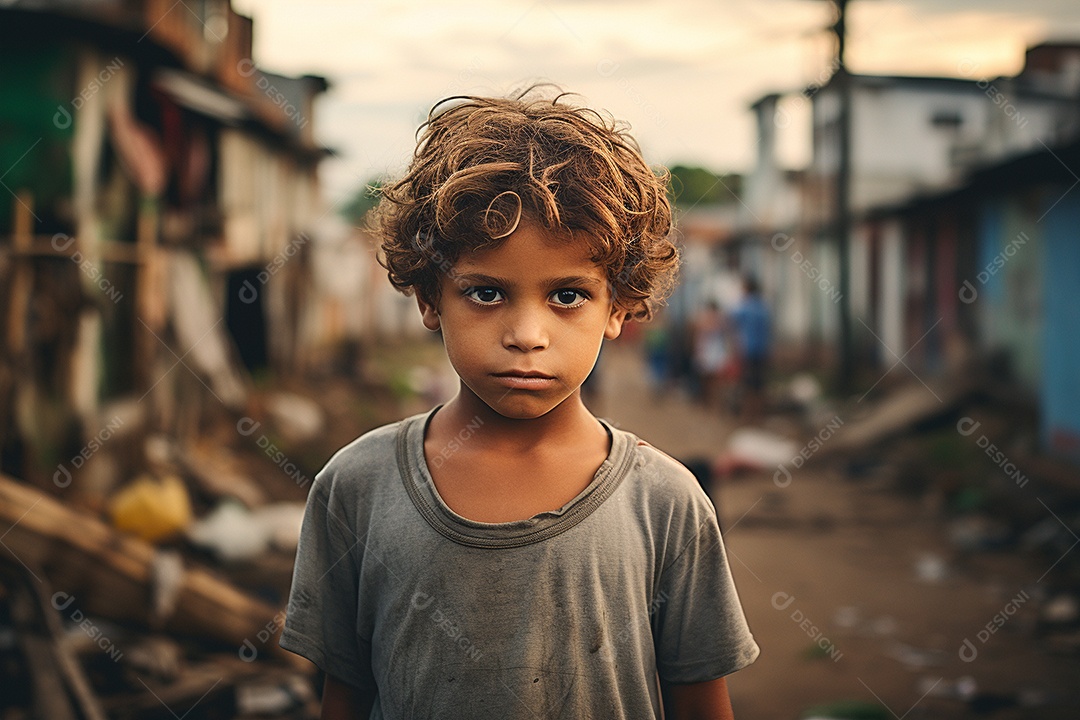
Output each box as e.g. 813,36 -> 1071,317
321,673 -> 376,720
660,676 -> 735,720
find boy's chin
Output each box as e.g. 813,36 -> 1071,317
479,393 -> 577,421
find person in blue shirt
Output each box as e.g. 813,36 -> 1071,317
730,275 -> 770,422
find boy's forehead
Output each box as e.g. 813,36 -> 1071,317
447,226 -> 613,291
452,223 -> 607,279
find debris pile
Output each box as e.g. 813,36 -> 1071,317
0,379 -> 399,720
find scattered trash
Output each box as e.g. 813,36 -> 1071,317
256,502 -> 307,552
867,615 -> 898,638
914,553 -> 948,583
235,675 -> 315,715
1041,594 -> 1080,624
918,674 -> 977,701
188,501 -> 272,561
833,606 -> 860,630
789,373 -> 823,405
108,475 -> 193,543
887,641 -> 946,669
830,607 -> 901,639
150,550 -> 185,623
123,636 -> 184,682
267,392 -> 325,443
187,501 -> 306,561
715,428 -> 797,476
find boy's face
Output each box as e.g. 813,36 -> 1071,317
416,220 -> 625,420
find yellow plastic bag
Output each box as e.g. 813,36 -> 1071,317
108,475 -> 193,543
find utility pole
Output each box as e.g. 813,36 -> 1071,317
828,0 -> 854,393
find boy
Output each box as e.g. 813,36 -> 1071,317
280,89 -> 759,719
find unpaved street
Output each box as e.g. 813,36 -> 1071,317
595,341 -> 1079,719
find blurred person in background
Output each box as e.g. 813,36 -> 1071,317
730,275 -> 769,423
691,299 -> 737,411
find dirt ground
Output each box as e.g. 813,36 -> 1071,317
590,341 -> 1080,720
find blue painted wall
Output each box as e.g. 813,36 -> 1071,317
1040,189 -> 1080,461
974,197 -> 1043,391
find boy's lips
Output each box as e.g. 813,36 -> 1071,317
493,370 -> 555,379
491,370 -> 557,390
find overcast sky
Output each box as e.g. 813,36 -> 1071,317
232,0 -> 1080,205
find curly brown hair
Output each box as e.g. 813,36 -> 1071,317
372,87 -> 678,321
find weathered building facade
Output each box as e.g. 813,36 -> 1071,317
0,0 -> 330,490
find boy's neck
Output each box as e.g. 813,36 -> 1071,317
433,382 -> 603,452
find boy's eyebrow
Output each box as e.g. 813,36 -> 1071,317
548,275 -> 605,290
453,273 -> 605,289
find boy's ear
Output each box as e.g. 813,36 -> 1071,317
416,294 -> 441,332
604,304 -> 626,340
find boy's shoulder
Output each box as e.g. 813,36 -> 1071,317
629,435 -> 695,477
608,423 -> 716,520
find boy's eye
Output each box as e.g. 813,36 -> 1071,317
465,287 -> 504,304
551,289 -> 588,307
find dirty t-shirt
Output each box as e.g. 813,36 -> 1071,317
280,408 -> 759,719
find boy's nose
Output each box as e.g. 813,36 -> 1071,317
502,307 -> 549,352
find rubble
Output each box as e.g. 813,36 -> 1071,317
0,474 -> 300,662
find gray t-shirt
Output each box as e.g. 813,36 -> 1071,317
280,408 -> 758,719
